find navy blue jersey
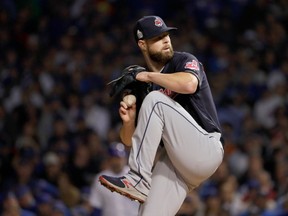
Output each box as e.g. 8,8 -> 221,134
152,51 -> 222,133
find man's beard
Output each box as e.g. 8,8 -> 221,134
148,46 -> 174,64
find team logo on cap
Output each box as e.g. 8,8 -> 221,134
154,17 -> 163,27
137,30 -> 143,39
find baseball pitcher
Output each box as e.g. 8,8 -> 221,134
100,15 -> 224,216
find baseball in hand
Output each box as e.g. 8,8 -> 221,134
123,94 -> 137,107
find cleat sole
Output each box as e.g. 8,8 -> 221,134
99,176 -> 145,204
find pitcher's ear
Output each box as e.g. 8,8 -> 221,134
138,40 -> 146,50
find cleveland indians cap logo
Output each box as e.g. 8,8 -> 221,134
154,17 -> 163,27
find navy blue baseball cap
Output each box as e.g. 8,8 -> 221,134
108,142 -> 127,158
133,15 -> 177,42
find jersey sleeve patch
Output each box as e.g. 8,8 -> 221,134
184,60 -> 199,71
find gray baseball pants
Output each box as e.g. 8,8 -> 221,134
125,91 -> 224,216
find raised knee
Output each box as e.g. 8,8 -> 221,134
144,91 -> 165,104
147,90 -> 166,99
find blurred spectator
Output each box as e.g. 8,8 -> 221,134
86,131 -> 107,174
33,178 -> 59,201
67,142 -> 96,189
89,142 -> 139,216
253,89 -> 284,129
40,151 -> 63,186
37,98 -> 62,149
47,117 -> 72,151
57,171 -> 81,208
70,187 -> 95,216
7,156 -> 35,188
256,170 -> 276,203
14,185 -> 37,213
1,192 -> 36,216
200,185 -> 227,215
265,195 -> 288,216
83,94 -> 111,141
219,176 -> 245,215
15,121 -> 39,150
65,93 -> 84,133
35,193 -> 54,216
51,200 -> 71,216
176,191 -> 204,216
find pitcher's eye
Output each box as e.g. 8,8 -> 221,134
154,33 -> 169,41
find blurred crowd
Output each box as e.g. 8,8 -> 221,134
0,0 -> 287,215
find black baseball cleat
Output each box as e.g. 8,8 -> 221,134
99,175 -> 147,203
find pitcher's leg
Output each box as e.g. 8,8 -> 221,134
138,152 -> 189,216
128,91 -> 223,193
126,91 -> 189,194
99,91 -> 223,204
98,91 -> 177,203
126,91 -> 168,194
161,109 -> 224,185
